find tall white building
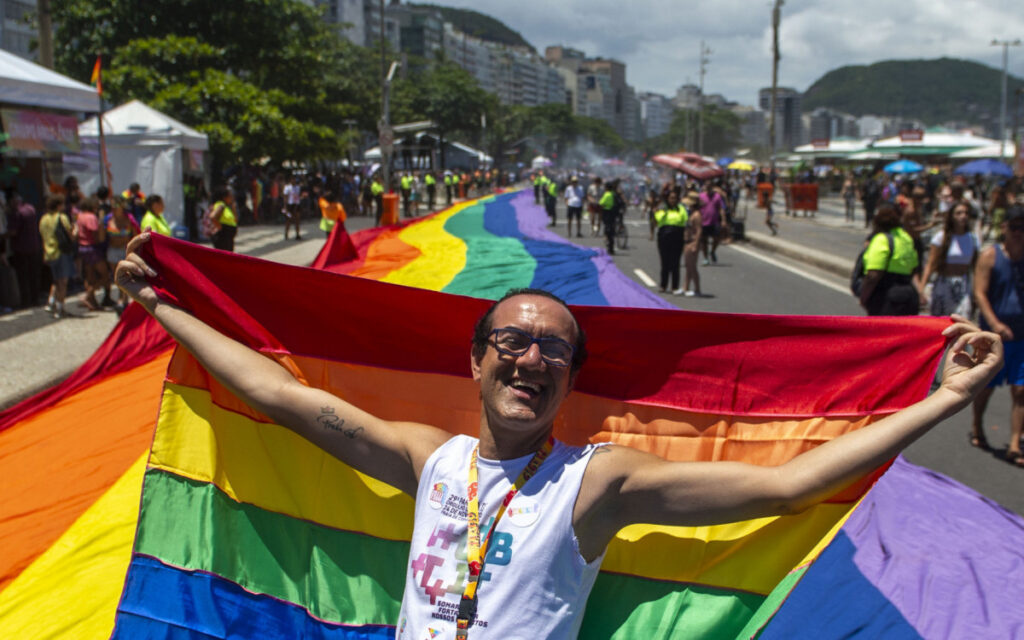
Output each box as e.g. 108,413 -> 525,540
639,92 -> 675,139
1,0 -> 36,61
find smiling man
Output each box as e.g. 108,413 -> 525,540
117,235 -> 1002,640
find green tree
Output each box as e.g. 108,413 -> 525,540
664,106 -> 741,156
51,0 -> 378,170
407,62 -> 490,169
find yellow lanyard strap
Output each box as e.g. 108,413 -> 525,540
456,436 -> 554,639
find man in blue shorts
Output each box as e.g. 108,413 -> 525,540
972,204 -> 1024,463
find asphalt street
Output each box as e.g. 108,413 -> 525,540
2,190 -> 1021,515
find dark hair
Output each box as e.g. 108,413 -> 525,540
472,288 -> 588,373
936,201 -> 975,272
46,194 -> 65,211
81,196 -> 100,213
145,194 -> 163,209
96,186 -> 110,200
130,182 -> 141,192
872,203 -> 902,232
212,185 -> 231,202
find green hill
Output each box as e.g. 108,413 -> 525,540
802,58 -> 1024,125
409,3 -> 535,52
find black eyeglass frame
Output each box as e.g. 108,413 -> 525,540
487,327 -> 575,367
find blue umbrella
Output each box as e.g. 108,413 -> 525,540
716,156 -> 733,167
954,158 -> 1013,177
883,159 -> 923,174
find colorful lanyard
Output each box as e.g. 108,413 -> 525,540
456,436 -> 555,639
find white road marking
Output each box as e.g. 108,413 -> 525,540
727,244 -> 851,295
633,268 -> 657,287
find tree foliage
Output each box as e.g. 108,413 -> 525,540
803,58 -> 1024,125
51,0 -> 378,169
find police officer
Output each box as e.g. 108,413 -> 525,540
545,174 -> 559,227
424,171 -> 437,211
654,190 -> 688,294
399,172 -> 413,218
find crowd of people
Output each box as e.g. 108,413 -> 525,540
530,166 -> 742,297
0,165 -> 516,318
848,170 -> 1024,465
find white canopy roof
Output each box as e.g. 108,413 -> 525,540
0,49 -> 100,112
949,143 -> 1018,159
872,130 -> 997,149
79,100 -> 208,151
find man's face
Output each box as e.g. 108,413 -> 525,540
471,295 -> 578,431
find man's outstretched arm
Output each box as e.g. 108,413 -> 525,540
116,234 -> 451,496
575,317 -> 1001,560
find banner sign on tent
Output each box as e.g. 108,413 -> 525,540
1,109 -> 80,153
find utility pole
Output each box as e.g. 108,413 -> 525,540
381,61 -> 400,195
768,0 -> 783,174
992,38 -> 1021,160
697,41 -> 712,155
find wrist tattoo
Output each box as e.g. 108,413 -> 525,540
316,406 -> 363,439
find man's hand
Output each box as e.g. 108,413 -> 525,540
939,315 -> 1003,404
114,233 -> 160,310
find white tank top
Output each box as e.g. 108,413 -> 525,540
396,435 -> 606,640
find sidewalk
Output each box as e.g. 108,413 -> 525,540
739,195 -> 867,278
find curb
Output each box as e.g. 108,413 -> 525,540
744,230 -> 854,279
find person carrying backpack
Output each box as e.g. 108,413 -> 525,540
858,203 -> 920,316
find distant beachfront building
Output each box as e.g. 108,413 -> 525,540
0,0 -> 36,61
639,92 -> 674,139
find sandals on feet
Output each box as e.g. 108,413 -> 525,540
969,432 -> 990,450
1005,450 -> 1024,467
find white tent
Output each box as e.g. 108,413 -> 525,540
78,100 -> 208,227
0,49 -> 100,112
949,143 -> 1018,159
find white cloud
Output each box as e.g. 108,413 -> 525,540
431,0 -> 1024,106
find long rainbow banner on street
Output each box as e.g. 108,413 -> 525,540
2,190 -> 1022,639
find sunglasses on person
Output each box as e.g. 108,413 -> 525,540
488,327 -> 575,367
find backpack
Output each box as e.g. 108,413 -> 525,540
851,232 -> 893,297
200,204 -> 221,238
53,214 -> 77,255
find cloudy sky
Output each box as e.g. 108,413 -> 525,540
435,0 -> 1024,106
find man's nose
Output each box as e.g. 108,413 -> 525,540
516,342 -> 546,368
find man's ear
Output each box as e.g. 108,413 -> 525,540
470,347 -> 483,382
566,369 -> 578,396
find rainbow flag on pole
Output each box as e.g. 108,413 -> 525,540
2,190 -> 1022,638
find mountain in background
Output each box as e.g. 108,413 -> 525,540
802,58 -> 1024,126
410,3 -> 535,53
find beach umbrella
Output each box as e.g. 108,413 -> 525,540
716,157 -> 733,167
727,160 -> 754,171
883,159 -> 923,174
954,158 -> 1013,177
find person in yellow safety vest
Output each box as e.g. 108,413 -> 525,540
544,175 -> 559,226
206,186 -> 240,252
533,173 -> 543,204
140,194 -> 172,237
444,172 -> 454,206
599,179 -> 621,255
318,190 -> 347,237
653,190 -> 689,295
400,172 -> 413,218
424,171 -> 437,211
371,175 -> 385,226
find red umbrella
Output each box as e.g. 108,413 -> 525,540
652,152 -> 724,180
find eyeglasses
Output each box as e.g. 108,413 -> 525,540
488,327 -> 575,367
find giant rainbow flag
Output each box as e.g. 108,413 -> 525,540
2,190 -> 1023,638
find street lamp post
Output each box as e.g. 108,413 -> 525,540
697,41 -> 712,156
991,38 -> 1021,160
768,0 -> 783,175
